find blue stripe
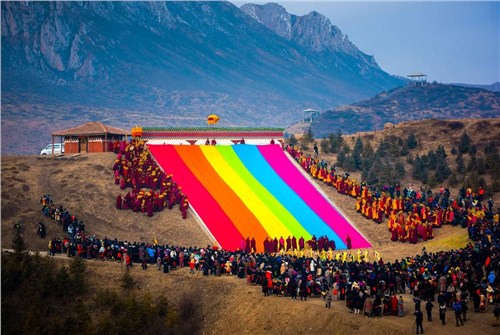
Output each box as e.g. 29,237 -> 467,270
232,145 -> 346,248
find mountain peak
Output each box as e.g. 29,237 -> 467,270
240,2 -> 292,39
241,2 -> 378,68
305,10 -> 324,19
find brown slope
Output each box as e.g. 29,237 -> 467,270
0,145 -> 471,264
23,253 -> 499,335
0,153 -> 211,252
311,84 -> 500,137
336,118 -> 499,199
1,145 -> 497,334
290,118 -> 500,201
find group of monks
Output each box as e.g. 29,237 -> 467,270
234,234 -> 340,255
110,139 -> 489,249
257,235 -> 338,254
353,192 -> 437,244
286,145 -> 488,245
113,138 -> 189,219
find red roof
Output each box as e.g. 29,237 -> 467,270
52,122 -> 130,136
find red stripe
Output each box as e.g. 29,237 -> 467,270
148,144 -> 243,250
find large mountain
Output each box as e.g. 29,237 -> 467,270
308,83 -> 500,138
1,1 -> 404,154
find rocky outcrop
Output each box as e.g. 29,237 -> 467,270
241,3 -> 378,68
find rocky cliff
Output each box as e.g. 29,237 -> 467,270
241,3 -> 378,69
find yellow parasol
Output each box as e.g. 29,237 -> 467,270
207,114 -> 220,125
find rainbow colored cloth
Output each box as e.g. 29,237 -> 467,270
148,144 -> 371,252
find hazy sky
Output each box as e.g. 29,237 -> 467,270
235,1 -> 500,85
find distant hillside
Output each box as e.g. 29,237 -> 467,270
1,1 -> 403,155
310,84 -> 500,137
451,82 -> 500,92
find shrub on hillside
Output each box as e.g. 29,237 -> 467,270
336,150 -> 346,167
491,177 -> 500,193
1,236 -> 203,335
302,127 -> 315,144
447,121 -> 464,130
320,138 -> 330,154
458,132 -> 471,153
176,291 -> 204,335
120,270 -> 137,290
406,133 -> 418,149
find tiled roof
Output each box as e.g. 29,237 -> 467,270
142,126 -> 285,131
52,122 -> 130,136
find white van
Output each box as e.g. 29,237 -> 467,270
40,143 -> 65,156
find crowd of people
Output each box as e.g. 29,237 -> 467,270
282,144 -> 500,329
285,145 -> 498,247
40,194 -> 500,328
112,139 -> 189,219
41,195 -> 85,237
41,194 -> 93,257
33,139 -> 500,330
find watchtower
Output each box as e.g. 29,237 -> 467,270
303,108 -> 319,123
407,72 -> 427,86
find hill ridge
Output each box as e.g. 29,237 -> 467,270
310,83 -> 500,137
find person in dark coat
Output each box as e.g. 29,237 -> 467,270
142,250 -> 149,270
250,238 -> 256,253
346,234 -> 352,249
439,304 -> 447,325
325,288 -> 333,309
288,277 -> 298,300
414,309 -> 424,334
37,222 -> 46,238
426,298 -> 434,321
383,294 -> 391,315
373,296 -> 382,318
116,195 -> 122,209
460,294 -> 469,322
493,303 -> 500,327
453,299 -> 464,326
299,279 -> 308,301
353,290 -> 363,314
298,236 -> 305,250
292,236 -> 297,250
245,237 -> 251,253
262,274 -> 269,296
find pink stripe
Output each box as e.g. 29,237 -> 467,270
258,145 -> 371,248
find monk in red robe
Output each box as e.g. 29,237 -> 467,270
116,195 -> 122,209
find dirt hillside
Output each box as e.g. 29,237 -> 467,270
1,152 -> 471,261
1,142 -> 497,334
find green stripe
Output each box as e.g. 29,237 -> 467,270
217,146 -> 309,239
